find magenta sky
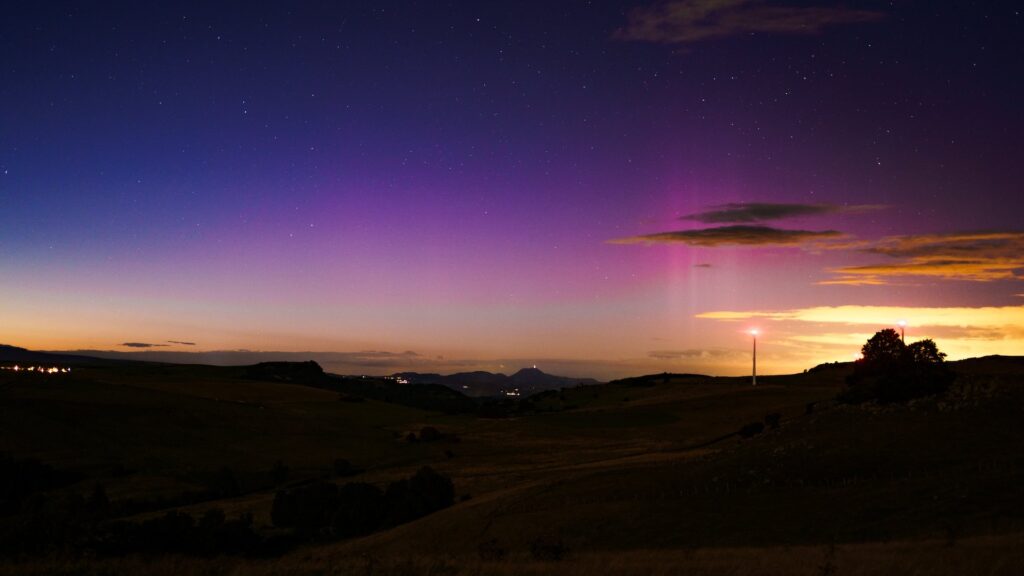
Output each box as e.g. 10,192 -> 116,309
2,2 -> 1023,379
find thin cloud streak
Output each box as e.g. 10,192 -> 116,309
696,304 -> 1024,365
615,0 -> 885,45
696,304 -> 1024,328
684,202 -> 885,224
610,225 -> 843,247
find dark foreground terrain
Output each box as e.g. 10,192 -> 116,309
1,349 -> 1022,575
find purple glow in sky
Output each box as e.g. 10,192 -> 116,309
2,2 -> 1023,378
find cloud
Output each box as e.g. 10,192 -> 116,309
694,263 -> 713,268
826,231 -> 1024,284
696,304 -> 1024,332
648,348 -> 742,360
684,202 -> 885,224
695,304 -> 1024,363
616,0 -> 885,45
167,340 -> 196,346
120,342 -> 167,348
610,225 -> 843,247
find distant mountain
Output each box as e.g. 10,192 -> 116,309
0,345 -> 147,366
395,368 -> 600,397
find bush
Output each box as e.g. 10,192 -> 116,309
419,426 -> 442,442
102,509 -> 259,556
478,538 -> 507,561
333,458 -> 357,477
332,483 -> 384,538
271,481 -> 338,535
530,537 -> 568,561
385,466 -> 455,525
270,460 -> 290,486
273,467 -> 454,540
764,413 -> 781,429
738,422 -> 765,438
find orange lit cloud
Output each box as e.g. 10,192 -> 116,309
826,231 -> 1024,284
696,304 -> 1024,363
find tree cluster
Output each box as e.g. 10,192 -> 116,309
840,329 -> 954,404
271,466 -> 454,539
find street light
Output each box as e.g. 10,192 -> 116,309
749,329 -> 758,386
897,320 -> 906,343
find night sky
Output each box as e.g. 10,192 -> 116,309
3,1 -> 1023,378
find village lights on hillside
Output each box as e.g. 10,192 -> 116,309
1,365 -> 71,374
749,329 -> 758,386
897,319 -> 907,343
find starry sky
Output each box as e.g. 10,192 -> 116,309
2,1 -> 1023,379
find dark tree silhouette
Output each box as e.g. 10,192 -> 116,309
841,330 -> 954,404
270,460 -> 290,486
907,339 -> 946,364
860,328 -> 905,366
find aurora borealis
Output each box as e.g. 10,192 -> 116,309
2,2 -> 1022,378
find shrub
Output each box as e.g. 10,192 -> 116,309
333,458 -> 357,477
332,483 -> 384,538
530,537 -> 568,561
478,538 -> 507,561
271,481 -> 338,534
270,460 -> 290,486
385,466 -> 454,525
273,467 -> 454,541
764,413 -> 781,429
419,426 -> 442,442
738,422 -> 765,438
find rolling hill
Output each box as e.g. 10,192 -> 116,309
1,348 -> 1022,575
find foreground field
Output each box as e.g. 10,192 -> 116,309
1,355 -> 1022,574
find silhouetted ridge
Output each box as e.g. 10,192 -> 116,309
396,368 -> 599,397
242,361 -> 325,383
0,345 -> 147,366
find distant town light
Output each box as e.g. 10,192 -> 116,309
1,365 -> 70,374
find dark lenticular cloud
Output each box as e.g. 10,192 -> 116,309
684,202 -> 885,224
120,342 -> 167,348
616,0 -> 885,45
611,225 -> 843,247
167,340 -> 197,346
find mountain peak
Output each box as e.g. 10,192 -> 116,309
511,367 -> 546,377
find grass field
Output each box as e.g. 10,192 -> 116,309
1,357 -> 1022,574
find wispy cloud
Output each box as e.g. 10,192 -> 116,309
167,340 -> 196,346
648,348 -> 742,360
610,225 -> 843,247
694,263 -> 713,268
697,304 -> 1024,328
684,202 -> 885,224
616,0 -> 885,45
696,304 -> 1024,362
120,342 -> 167,348
825,231 -> 1024,284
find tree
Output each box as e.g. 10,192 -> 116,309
270,460 -> 290,486
841,330 -> 954,404
860,328 -> 905,366
907,339 -> 946,364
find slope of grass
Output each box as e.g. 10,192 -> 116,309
1,356 -> 1021,574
